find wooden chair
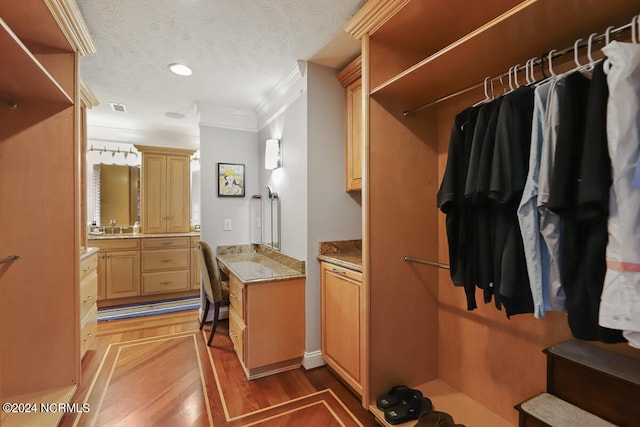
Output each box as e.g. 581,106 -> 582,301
196,240 -> 230,346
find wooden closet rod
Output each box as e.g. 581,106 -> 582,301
403,256 -> 450,270
403,18 -> 637,117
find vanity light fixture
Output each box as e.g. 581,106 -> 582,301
265,138 -> 281,170
168,63 -> 193,76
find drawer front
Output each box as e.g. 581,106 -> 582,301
80,305 -> 97,359
229,274 -> 244,319
142,237 -> 189,249
323,262 -> 362,282
80,273 -> 98,320
190,236 -> 200,248
80,253 -> 98,282
142,248 -> 189,271
142,270 -> 190,294
229,308 -> 245,363
92,238 -> 140,251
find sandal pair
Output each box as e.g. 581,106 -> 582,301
376,385 -> 433,425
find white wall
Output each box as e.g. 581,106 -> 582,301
199,126 -> 259,248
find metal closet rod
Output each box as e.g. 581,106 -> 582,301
403,256 -> 450,270
402,18 -> 636,117
0,254 -> 21,264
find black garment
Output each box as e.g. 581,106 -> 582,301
489,86 -> 535,317
437,107 -> 479,310
565,64 -> 624,343
473,98 -> 503,303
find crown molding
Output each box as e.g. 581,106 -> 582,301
344,0 -> 409,40
196,102 -> 258,132
80,78 -> 99,108
47,0 -> 96,56
254,61 -> 307,131
87,125 -> 199,150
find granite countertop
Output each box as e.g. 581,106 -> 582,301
88,231 -> 200,240
216,244 -> 305,284
80,246 -> 99,260
317,239 -> 362,272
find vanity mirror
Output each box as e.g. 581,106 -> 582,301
92,164 -> 140,227
250,186 -> 281,250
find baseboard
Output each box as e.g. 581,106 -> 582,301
302,350 -> 325,370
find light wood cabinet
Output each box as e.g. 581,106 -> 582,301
137,146 -> 194,234
190,236 -> 200,290
80,251 -> 98,359
320,262 -> 364,396
337,56 -> 363,192
0,1 -> 95,423
228,272 -> 305,379
94,239 -> 141,300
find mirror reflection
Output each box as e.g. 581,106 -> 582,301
93,164 -> 140,227
249,186 -> 281,250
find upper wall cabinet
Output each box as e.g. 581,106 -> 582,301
337,56 -> 363,192
137,146 -> 195,234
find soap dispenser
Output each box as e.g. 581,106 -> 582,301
133,221 -> 140,235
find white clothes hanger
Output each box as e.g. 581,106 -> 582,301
605,25 -> 615,45
548,49 -> 557,77
574,38 -> 583,70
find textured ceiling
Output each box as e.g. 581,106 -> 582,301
77,0 -> 365,144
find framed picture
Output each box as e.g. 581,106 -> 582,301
218,163 -> 245,197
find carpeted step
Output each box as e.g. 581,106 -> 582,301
516,393 -> 616,427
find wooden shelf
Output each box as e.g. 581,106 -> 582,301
0,0 -> 74,53
370,379 -> 513,427
0,18 -> 73,108
369,0 -> 640,113
0,385 -> 76,427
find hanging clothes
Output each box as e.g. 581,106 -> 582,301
518,80 -> 553,319
599,41 -> 640,348
537,76 -> 567,313
488,86 -> 535,316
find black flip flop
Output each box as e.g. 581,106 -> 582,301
384,396 -> 433,425
415,410 -> 465,427
376,385 -> 421,410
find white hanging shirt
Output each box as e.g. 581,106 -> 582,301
600,41 -> 640,348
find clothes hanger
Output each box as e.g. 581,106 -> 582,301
573,38 -> 584,71
514,64 -> 521,88
605,25 -> 615,45
472,76 -> 493,106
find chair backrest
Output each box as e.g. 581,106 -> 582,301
196,240 -> 224,302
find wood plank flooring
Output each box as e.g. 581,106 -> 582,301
59,310 -> 378,426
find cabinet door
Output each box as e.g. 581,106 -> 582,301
346,78 -> 363,191
166,155 -> 191,232
321,263 -> 362,393
105,250 -> 141,299
97,253 -> 107,301
142,153 -> 166,234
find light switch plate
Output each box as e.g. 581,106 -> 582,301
224,219 -> 232,231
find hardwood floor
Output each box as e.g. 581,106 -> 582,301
60,310 -> 378,426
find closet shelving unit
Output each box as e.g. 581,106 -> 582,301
1,1 -> 94,426
346,0 -> 639,426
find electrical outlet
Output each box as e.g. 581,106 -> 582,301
224,219 -> 232,231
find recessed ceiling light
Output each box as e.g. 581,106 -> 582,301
109,102 -> 127,113
165,112 -> 185,119
168,63 -> 192,76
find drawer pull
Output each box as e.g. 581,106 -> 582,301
82,332 -> 94,342
160,281 -> 173,285
230,292 -> 239,299
230,329 -> 237,338
161,242 -> 174,246
83,266 -> 94,272
160,259 -> 173,263
332,268 -> 347,275
82,295 -> 93,303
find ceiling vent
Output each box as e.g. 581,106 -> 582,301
109,102 -> 127,113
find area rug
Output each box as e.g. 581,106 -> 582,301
97,296 -> 200,321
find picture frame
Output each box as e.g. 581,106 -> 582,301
217,162 -> 245,197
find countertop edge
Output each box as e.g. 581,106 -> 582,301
317,254 -> 363,273
88,232 -> 200,240
80,247 -> 99,260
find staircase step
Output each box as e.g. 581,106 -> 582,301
516,393 -> 616,427
544,340 -> 640,426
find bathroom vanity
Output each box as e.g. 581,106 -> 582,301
216,244 -> 305,379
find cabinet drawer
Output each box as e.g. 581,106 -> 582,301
80,305 -> 97,359
92,238 -> 140,251
324,263 -> 362,282
229,274 -> 244,319
142,270 -> 190,294
80,273 -> 98,320
80,253 -> 98,281
229,308 -> 245,363
142,248 -> 189,271
142,237 -> 189,249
